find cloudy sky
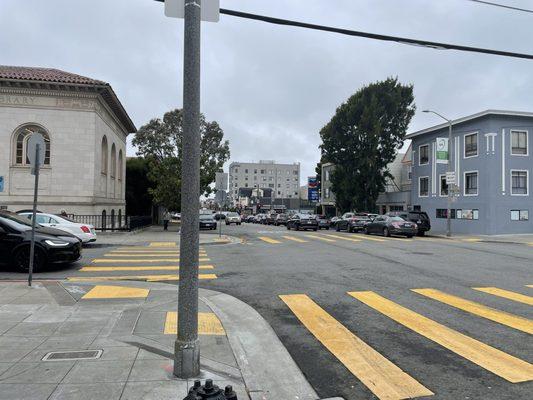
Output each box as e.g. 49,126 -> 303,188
1,0 -> 532,185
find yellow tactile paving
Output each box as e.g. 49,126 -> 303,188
473,287 -> 533,306
281,235 -> 308,243
164,312 -> 225,335
67,274 -> 217,282
323,234 -> 362,243
149,242 -> 178,247
304,234 -> 336,242
258,236 -> 282,244
349,291 -> 533,383
91,258 -> 210,263
280,294 -> 433,399
412,289 -> 533,334
80,265 -> 215,272
81,285 -> 149,299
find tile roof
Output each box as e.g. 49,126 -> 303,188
0,66 -> 108,86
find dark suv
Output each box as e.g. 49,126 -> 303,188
387,211 -> 431,236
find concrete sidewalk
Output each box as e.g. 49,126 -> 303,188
0,280 -> 320,400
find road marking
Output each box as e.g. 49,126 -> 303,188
91,258 -> 210,263
81,285 -> 149,299
115,247 -> 205,252
412,288 -> 533,334
462,238 -> 482,243
349,291 -> 533,383
149,242 -> 177,247
280,294 -> 433,399
107,252 -> 207,256
324,234 -> 362,242
102,254 -> 210,260
67,274 -> 217,282
258,236 -> 282,244
164,312 -> 225,335
351,234 -> 386,242
304,234 -> 336,242
79,265 -> 214,272
473,287 -> 533,306
282,235 -> 308,243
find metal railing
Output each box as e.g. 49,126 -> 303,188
66,214 -> 152,232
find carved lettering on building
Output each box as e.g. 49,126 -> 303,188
55,98 -> 94,109
0,95 -> 36,105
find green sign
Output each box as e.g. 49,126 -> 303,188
436,138 -> 448,164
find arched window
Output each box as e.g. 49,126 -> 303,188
110,144 -> 116,179
13,124 -> 51,166
118,150 -> 123,181
101,136 -> 108,174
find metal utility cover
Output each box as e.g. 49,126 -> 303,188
42,350 -> 103,361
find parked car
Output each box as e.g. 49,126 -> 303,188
19,212 -> 97,243
213,212 -> 226,221
199,214 -> 217,230
171,212 -> 181,221
364,215 -> 417,238
0,211 -> 82,272
336,214 -> 371,233
387,211 -> 431,236
257,214 -> 268,224
245,215 -> 255,223
225,212 -> 242,225
316,215 -> 330,230
287,214 -> 319,231
265,213 -> 278,225
329,216 -> 340,227
274,213 -> 289,226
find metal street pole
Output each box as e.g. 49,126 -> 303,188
28,143 -> 40,287
175,0 -> 201,378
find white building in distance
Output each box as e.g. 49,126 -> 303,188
0,66 -> 136,220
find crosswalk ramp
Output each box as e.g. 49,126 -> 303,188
69,242 -> 217,283
280,285 -> 533,399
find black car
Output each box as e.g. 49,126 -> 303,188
0,211 -> 82,272
387,211 -> 431,236
316,215 -> 330,230
364,215 -> 417,238
274,213 -> 288,226
336,214 -> 371,232
199,214 -> 217,230
287,214 -> 319,231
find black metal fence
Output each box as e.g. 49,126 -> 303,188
67,214 -> 153,232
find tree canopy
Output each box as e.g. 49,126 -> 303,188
319,77 -> 415,212
132,109 -> 230,210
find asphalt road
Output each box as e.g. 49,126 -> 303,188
1,223 -> 532,399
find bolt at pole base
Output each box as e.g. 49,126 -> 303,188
174,339 -> 200,378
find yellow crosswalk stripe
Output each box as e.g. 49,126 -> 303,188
258,236 -> 282,244
462,238 -> 482,243
324,234 -> 361,242
82,285 -> 149,299
473,287 -> 533,306
349,291 -> 533,383
103,254 -> 208,258
164,312 -> 225,335
108,251 -> 207,255
115,247 -> 205,252
149,242 -> 177,247
91,258 -> 210,263
351,234 -> 386,242
79,265 -> 214,272
412,289 -> 533,334
304,234 -> 336,242
280,294 -> 433,399
282,235 -> 308,243
67,274 -> 217,282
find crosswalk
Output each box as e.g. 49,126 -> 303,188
281,285 -> 533,399
68,242 -> 218,283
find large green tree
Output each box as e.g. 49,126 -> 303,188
320,78 -> 415,212
125,157 -> 153,216
132,109 -> 230,210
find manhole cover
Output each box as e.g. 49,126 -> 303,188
42,350 -> 102,361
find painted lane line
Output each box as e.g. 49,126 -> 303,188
351,234 -> 386,242
91,258 -> 210,263
106,252 -> 207,256
102,254 -> 209,259
164,312 -> 225,335
304,234 -> 336,242
412,288 -> 533,334
258,236 -> 282,244
281,235 -> 308,243
324,234 -> 362,242
67,274 -> 217,282
79,265 -> 214,272
149,242 -> 177,247
473,287 -> 533,306
348,291 -> 533,383
279,294 -> 433,399
82,285 -> 149,299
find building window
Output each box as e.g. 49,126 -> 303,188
260,169 -> 265,174
419,145 -> 429,165
293,170 -> 298,175
13,125 -> 51,166
268,184 -> 274,188
464,171 -> 478,196
511,170 -> 528,195
511,130 -> 528,155
408,165 -> 412,181
419,177 -> 429,197
511,210 -> 529,221
118,150 -> 123,181
254,169 -> 257,174
456,209 -> 479,220
234,168 -> 238,173
390,205 -> 404,211
101,136 -> 108,174
464,133 -> 478,158
439,175 -> 448,196
110,144 -> 116,179
436,209 -> 456,219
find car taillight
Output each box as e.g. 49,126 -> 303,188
81,226 -> 90,233
391,222 -> 403,228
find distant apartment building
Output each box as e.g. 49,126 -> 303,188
228,160 -> 300,205
319,162 -> 336,216
376,146 -> 412,214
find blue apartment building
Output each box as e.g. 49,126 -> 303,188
407,110 -> 532,235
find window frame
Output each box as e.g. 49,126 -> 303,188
418,144 -> 429,166
418,176 -> 429,197
510,130 -> 528,156
463,170 -> 479,196
463,132 -> 479,159
13,125 -> 52,167
510,169 -> 529,196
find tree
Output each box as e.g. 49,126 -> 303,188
319,77 -> 415,212
125,157 -> 153,216
132,109 -> 230,210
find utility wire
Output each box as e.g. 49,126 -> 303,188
467,0 -> 533,14
219,8 -> 533,60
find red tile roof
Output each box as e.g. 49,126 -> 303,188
0,66 -> 108,86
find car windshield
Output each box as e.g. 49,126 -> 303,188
0,212 -> 36,230
199,215 -> 214,220
277,214 -> 287,218
228,213 -> 239,217
355,216 -> 370,220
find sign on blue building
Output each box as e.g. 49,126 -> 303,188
0,176 -> 4,192
308,176 -> 319,203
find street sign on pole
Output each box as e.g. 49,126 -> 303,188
165,0 -> 220,22
436,137 -> 449,164
27,133 -> 46,175
445,171 -> 456,185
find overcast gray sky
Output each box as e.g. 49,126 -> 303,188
2,0 -> 532,185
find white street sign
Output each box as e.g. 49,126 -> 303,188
445,171 -> 456,185
27,132 -> 46,169
165,0 -> 220,22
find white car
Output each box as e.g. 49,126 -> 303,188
225,212 -> 242,225
20,212 -> 97,243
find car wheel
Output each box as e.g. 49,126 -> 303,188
364,227 -> 370,235
313,228 -> 318,231
14,246 -> 46,272
383,227 -> 391,237
407,235 -> 413,238
417,231 -> 425,237
336,225 -> 341,232
287,225 -> 290,230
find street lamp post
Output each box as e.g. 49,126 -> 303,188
422,110 -> 453,237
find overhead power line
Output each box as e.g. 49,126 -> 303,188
219,8 -> 533,61
467,0 -> 533,14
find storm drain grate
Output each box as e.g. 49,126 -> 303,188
42,350 -> 103,361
